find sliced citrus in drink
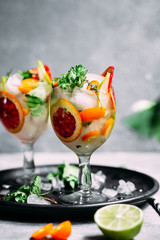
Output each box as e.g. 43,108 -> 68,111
94,204 -> 143,240
0,91 -> 24,133
37,60 -> 52,84
82,130 -> 100,142
80,107 -> 105,123
98,72 -> 116,111
101,66 -> 114,91
101,118 -> 114,136
18,78 -> 39,94
50,98 -> 82,142
87,80 -> 100,91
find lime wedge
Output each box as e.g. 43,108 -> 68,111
37,60 -> 51,85
94,204 -> 143,240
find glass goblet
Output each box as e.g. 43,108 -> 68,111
50,66 -> 116,204
0,61 -> 52,184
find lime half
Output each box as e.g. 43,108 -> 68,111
94,204 -> 143,240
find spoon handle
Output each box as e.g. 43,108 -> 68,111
148,197 -> 160,215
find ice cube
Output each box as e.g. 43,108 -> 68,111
102,188 -> 117,198
117,180 -> 136,195
6,73 -> 22,95
27,194 -> 51,205
52,177 -> 64,191
41,182 -> 52,191
92,171 -> 107,191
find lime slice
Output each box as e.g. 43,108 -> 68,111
97,72 -> 110,108
37,60 -> 51,85
94,204 -> 143,240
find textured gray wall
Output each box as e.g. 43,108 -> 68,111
0,0 -> 160,153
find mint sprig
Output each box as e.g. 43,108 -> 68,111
3,176 -> 41,203
57,64 -> 88,92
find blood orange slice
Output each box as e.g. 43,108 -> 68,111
0,91 -> 24,133
50,99 -> 82,142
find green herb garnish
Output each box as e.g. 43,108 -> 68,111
3,176 -> 41,203
47,164 -> 79,189
18,70 -> 32,79
56,64 -> 88,92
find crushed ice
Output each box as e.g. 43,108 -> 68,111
117,180 -> 136,195
27,194 -> 51,205
92,171 -> 107,190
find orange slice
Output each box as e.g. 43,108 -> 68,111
50,99 -> 82,142
80,107 -> 105,123
101,118 -> 114,136
0,91 -> 24,133
82,130 -> 100,142
87,80 -> 100,91
18,78 -> 39,94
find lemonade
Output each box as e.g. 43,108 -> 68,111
50,65 -> 116,204
50,67 -> 116,155
0,61 -> 52,143
0,61 -> 52,182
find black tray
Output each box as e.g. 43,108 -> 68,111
0,165 -> 159,219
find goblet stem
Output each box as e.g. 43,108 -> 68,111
77,154 -> 92,199
22,143 -> 35,182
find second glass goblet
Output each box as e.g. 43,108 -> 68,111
50,65 -> 116,204
0,61 -> 52,184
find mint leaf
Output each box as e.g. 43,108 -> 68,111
31,102 -> 46,117
46,164 -> 79,189
30,175 -> 41,196
3,176 -> 42,203
18,70 -> 32,79
58,64 -> 88,92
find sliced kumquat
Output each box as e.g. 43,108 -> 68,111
32,223 -> 53,240
23,108 -> 30,116
82,130 -> 100,142
50,220 -> 72,240
80,107 -> 105,123
87,80 -> 100,91
101,118 -> 114,136
18,78 -> 39,93
53,81 -> 59,87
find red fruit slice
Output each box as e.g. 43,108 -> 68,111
101,66 -> 114,91
50,99 -> 82,142
0,91 -> 24,133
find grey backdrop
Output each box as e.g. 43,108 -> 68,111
0,0 -> 160,153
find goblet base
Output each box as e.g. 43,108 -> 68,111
59,190 -> 107,205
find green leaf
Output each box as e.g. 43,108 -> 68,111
58,64 -> 88,92
30,176 -> 41,196
124,99 -> 160,140
31,102 -> 46,117
46,164 -> 79,189
18,70 -> 32,79
3,176 -> 42,203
